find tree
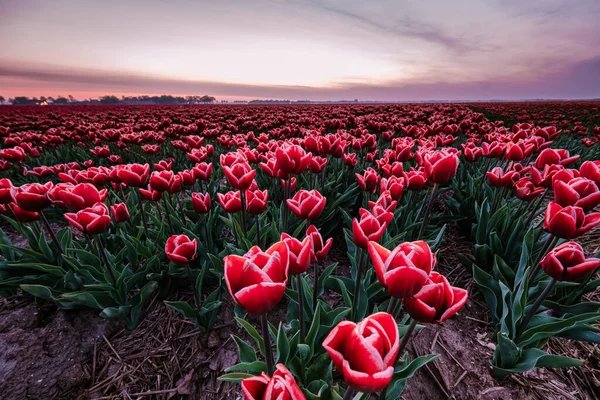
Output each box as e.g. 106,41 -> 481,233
68,95 -> 75,103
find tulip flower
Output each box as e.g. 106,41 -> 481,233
218,191 -> 242,213
515,178 -> 545,201
543,202 -> 600,239
0,146 -> 26,162
463,145 -> 483,163
541,241 -> 600,282
11,182 -> 53,212
192,192 -> 211,214
275,143 -> 311,175
306,225 -> 333,262
154,160 -> 173,171
149,170 -> 174,192
486,167 -> 520,188
403,169 -> 428,191
352,212 -> 387,249
580,160 -> 600,186
165,234 -> 198,265
355,167 -> 380,194
423,150 -> 459,184
241,364 -> 305,400
60,183 -> 108,212
323,312 -> 399,393
553,177 -> 600,211
9,203 -> 39,222
307,156 -> 327,174
381,161 -> 404,178
246,189 -> 268,215
223,161 -> 256,191
361,205 -> 393,226
224,241 -> 290,315
379,176 -> 404,201
404,272 -> 468,323
535,148 -> 579,170
110,203 -> 130,223
64,202 -> 111,235
193,162 -> 213,181
280,233 -> 313,275
286,189 -> 326,221
0,178 -> 14,204
368,191 -> 398,214
368,240 -> 436,298
116,163 -> 150,187
139,185 -> 163,201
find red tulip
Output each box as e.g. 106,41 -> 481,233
150,170 -> 174,192
223,162 -> 256,190
179,170 -> 196,186
323,312 -> 399,393
110,203 -> 130,223
241,364 -> 305,400
541,241 -> 600,282
379,176 -> 404,201
116,164 -> 150,187
165,234 -> 198,265
224,241 -> 289,315
193,162 -> 213,181
486,167 -> 520,188
0,178 -> 13,204
535,148 -> 579,170
307,156 -> 327,174
64,203 -> 111,234
368,191 -> 398,213
154,160 -> 173,171
286,190 -> 326,220
361,205 -> 393,226
580,161 -> 600,186
0,146 -> 26,162
553,177 -> 600,211
192,192 -> 211,214
217,191 -> 242,213
11,182 -> 53,212
403,169 -> 428,190
60,183 -> 108,212
544,202 -> 600,239
275,144 -> 311,175
306,225 -> 332,262
352,211 -> 387,249
139,185 -> 163,201
381,161 -> 404,178
281,233 -> 313,274
404,272 -> 468,323
355,168 -> 380,194
515,178 -> 544,201
463,145 -> 483,163
368,240 -> 435,298
423,150 -> 459,184
166,174 -> 183,194
246,189 -> 268,215
10,203 -> 40,222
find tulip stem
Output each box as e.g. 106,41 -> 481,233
351,249 -> 366,321
312,262 -> 319,311
162,195 -> 174,234
515,278 -> 556,342
186,264 -> 199,308
342,387 -> 355,400
524,188 -> 548,230
136,192 -> 150,239
417,183 -> 438,239
527,235 -> 558,284
95,236 -> 117,285
297,274 -> 305,343
255,214 -> 260,246
282,179 -> 290,233
387,297 -> 399,314
240,189 -> 248,237
260,313 -> 274,375
39,210 -> 63,256
398,318 -> 418,358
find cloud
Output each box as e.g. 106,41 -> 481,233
1,57 -> 598,101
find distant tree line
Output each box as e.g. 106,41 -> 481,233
0,95 -> 217,105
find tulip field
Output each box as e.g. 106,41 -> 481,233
1,101 -> 600,399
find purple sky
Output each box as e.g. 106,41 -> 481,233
1,0 -> 599,101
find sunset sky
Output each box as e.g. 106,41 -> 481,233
1,0 -> 599,101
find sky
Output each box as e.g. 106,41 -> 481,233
1,0 -> 599,101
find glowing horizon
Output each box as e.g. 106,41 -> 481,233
1,0 -> 600,101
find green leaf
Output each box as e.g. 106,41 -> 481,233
276,322 -> 290,365
235,317 -> 265,356
217,373 -> 255,382
232,335 -> 258,363
225,361 -> 267,374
